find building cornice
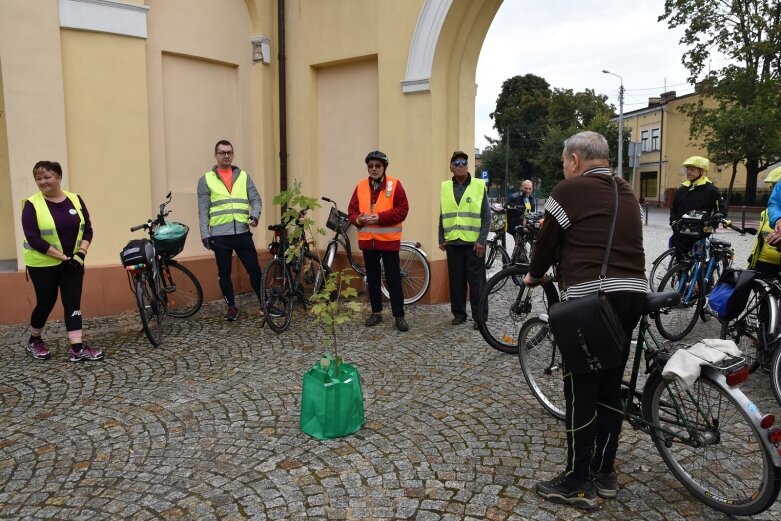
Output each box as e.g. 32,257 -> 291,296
59,0 -> 149,39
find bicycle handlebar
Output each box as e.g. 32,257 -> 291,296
130,221 -> 151,232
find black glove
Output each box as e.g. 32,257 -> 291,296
67,250 -> 86,268
202,237 -> 212,250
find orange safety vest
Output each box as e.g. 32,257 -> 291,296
357,176 -> 402,242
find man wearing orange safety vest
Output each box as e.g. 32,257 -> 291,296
347,150 -> 410,332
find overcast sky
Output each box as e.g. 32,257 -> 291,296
475,1 -> 728,150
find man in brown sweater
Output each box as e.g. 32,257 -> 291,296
524,131 -> 647,509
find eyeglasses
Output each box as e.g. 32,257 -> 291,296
452,159 -> 468,167
216,151 -> 233,156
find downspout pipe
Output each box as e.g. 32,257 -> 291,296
278,0 -> 288,210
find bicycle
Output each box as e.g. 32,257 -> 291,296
654,213 -> 741,340
121,192 -> 203,346
485,202 -> 510,276
260,210 -> 328,333
518,290 -> 781,516
319,197 -> 430,305
476,211 -> 557,354
719,268 -> 781,407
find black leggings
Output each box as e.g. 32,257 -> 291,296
28,263 -> 84,332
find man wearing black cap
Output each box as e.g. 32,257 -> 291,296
438,151 -> 490,328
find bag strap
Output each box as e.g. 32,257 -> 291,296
600,176 -> 619,284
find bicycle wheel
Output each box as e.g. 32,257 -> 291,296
161,260 -> 203,318
719,279 -> 769,371
485,239 -> 510,277
518,318 -> 565,420
642,371 -> 781,516
381,244 -> 430,305
135,273 -> 163,346
648,247 -> 676,292
654,263 -> 702,341
261,258 -> 293,333
478,265 -> 560,354
299,251 -> 330,305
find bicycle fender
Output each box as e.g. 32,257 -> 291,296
700,367 -> 781,467
400,241 -> 427,256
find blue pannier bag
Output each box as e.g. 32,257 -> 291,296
709,268 -> 755,320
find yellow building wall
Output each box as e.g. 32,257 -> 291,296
60,29 -> 152,266
0,66 -> 12,258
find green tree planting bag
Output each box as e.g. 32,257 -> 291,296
300,356 -> 364,439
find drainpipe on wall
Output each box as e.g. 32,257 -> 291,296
658,102 -> 665,206
278,0 -> 288,212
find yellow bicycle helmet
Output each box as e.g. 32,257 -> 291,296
682,156 -> 710,172
764,166 -> 781,184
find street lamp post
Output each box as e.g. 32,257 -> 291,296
603,69 -> 624,179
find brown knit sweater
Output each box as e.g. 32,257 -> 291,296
528,167 -> 647,297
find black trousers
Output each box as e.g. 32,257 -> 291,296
211,233 -> 263,307
363,249 -> 404,318
445,244 -> 486,321
28,263 -> 84,332
563,292 -> 645,484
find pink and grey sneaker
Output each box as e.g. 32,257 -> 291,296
70,345 -> 104,362
26,338 -> 50,360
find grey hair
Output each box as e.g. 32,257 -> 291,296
521,179 -> 533,187
563,131 -> 609,161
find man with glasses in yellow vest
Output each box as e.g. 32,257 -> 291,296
198,139 -> 264,321
439,151 -> 490,329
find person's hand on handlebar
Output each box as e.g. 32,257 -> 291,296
523,272 -> 549,287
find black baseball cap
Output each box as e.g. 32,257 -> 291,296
450,151 -> 469,163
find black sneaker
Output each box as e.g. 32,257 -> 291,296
365,313 -> 382,327
592,471 -> 618,499
394,317 -> 409,332
226,306 -> 239,321
536,473 -> 598,510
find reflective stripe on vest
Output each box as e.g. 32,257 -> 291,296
440,179 -> 485,242
357,176 -> 402,242
205,170 -> 250,226
23,191 -> 85,267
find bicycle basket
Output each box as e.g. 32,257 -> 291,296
153,222 -> 189,258
677,211 -> 710,239
489,212 -> 506,232
326,206 -> 351,233
120,239 -> 154,267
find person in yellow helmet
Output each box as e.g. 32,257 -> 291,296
757,166 -> 781,274
669,156 -> 726,259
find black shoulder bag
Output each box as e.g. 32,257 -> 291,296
547,176 -> 627,374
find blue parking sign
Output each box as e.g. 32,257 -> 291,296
481,170 -> 489,180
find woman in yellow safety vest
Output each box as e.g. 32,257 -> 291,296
21,161 -> 103,362
748,166 -> 781,276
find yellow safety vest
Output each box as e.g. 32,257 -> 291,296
205,170 -> 251,226
749,210 -> 781,267
440,178 -> 485,243
357,176 -> 402,242
23,191 -> 85,267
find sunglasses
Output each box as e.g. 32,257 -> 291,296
452,159 -> 468,167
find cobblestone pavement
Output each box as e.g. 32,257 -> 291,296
2,212 -> 780,520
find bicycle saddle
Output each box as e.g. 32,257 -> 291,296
710,238 -> 731,248
644,291 -> 680,314
268,224 -> 285,232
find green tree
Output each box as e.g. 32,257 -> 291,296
660,0 -> 781,205
486,75 -> 622,193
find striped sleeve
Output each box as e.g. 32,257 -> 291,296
544,196 -> 571,230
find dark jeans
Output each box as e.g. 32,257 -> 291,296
363,249 -> 404,318
211,233 -> 262,307
563,292 -> 645,484
28,263 -> 84,331
445,244 -> 486,321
